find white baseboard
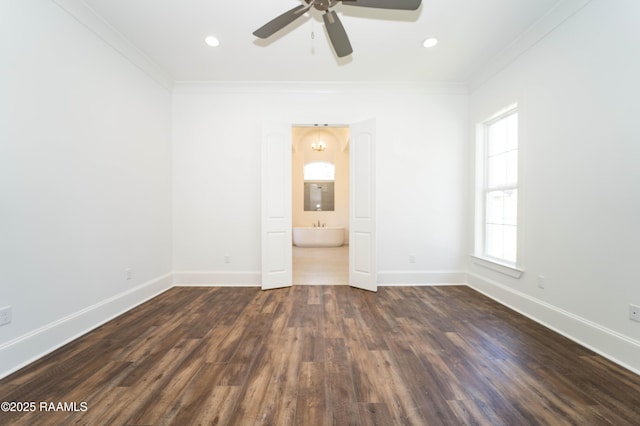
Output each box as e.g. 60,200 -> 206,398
467,272 -> 640,375
172,270 -> 467,287
4,269 -> 638,382
378,270 -> 467,286
0,272 -> 173,380
173,271 -> 261,287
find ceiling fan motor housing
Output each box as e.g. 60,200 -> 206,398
311,0 -> 333,12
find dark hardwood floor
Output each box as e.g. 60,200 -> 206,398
1,285 -> 640,425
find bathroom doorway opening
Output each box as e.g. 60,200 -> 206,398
292,125 -> 349,285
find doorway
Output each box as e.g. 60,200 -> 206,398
292,125 -> 349,285
261,119 -> 376,291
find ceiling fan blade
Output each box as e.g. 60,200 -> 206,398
253,4 -> 311,39
340,0 -> 421,10
323,10 -> 353,57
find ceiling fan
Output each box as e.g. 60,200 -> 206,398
253,0 -> 422,58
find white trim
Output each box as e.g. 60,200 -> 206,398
2,272 -> 639,381
470,255 -> 524,279
0,272 -> 173,380
467,272 -> 640,376
173,271 -> 261,287
483,103 -> 520,125
51,0 -> 173,90
476,107 -> 519,266
380,283 -> 466,287
468,0 -> 592,91
377,270 -> 467,286
172,81 -> 468,95
173,270 -> 467,287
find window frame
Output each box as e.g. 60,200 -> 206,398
473,105 -> 523,277
303,161 -> 335,181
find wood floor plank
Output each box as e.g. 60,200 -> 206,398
358,402 -> 394,426
233,327 -> 303,425
126,341 -> 209,424
447,398 -> 508,426
167,362 -> 229,424
206,291 -> 273,364
322,286 -> 345,339
226,348 -> 275,424
296,362 -> 327,426
265,328 -> 305,426
382,335 -> 462,424
1,285 -> 640,425
444,328 -> 535,423
188,385 -> 243,425
325,359 -> 361,425
105,338 -> 203,425
370,349 -> 435,425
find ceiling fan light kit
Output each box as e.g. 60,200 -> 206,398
253,0 -> 422,58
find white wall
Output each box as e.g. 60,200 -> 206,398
172,83 -> 468,285
0,0 -> 173,377
467,0 -> 640,372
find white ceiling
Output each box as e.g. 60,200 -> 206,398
76,0 -> 572,84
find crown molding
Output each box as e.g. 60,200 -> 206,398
172,80 -> 468,95
468,0 -> 592,92
52,0 -> 173,91
50,0 -> 591,95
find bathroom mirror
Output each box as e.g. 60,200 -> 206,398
304,181 -> 335,211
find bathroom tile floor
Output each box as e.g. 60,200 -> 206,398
292,245 -> 348,285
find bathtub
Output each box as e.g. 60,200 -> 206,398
293,227 -> 345,248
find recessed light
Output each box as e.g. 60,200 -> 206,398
422,37 -> 438,48
205,36 -> 220,47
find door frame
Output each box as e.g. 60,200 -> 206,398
261,119 -> 377,291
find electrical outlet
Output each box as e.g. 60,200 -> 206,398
125,268 -> 133,281
224,256 -> 231,264
0,306 -> 12,326
409,255 -> 416,264
537,275 -> 545,289
630,304 -> 640,322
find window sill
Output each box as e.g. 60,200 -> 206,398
470,255 -> 524,279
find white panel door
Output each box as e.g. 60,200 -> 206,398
262,123 -> 292,290
349,119 -> 377,292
